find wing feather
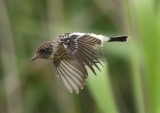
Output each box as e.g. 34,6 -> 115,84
58,62 -> 80,93
78,45 -> 103,66
53,63 -> 73,93
59,34 -> 104,75
76,48 -> 101,71
73,52 -> 97,75
80,35 -> 101,45
53,60 -> 87,93
78,40 -> 104,62
60,61 -> 83,86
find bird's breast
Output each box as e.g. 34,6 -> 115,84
52,43 -> 70,61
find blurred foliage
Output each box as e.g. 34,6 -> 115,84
0,0 -> 160,113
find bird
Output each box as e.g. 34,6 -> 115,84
31,32 -> 129,93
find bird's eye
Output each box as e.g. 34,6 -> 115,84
40,48 -> 52,55
40,49 -> 47,54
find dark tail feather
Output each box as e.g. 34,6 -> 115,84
108,36 -> 129,42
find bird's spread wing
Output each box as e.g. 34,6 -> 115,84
54,33 -> 105,93
53,60 -> 88,93
59,33 -> 104,75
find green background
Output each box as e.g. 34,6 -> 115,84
0,0 -> 160,113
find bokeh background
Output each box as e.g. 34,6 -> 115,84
0,0 -> 160,113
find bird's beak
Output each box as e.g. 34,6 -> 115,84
31,54 -> 38,61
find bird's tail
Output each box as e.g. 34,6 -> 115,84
108,36 -> 129,42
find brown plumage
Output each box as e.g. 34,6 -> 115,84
32,32 -> 129,93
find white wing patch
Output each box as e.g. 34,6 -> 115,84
69,32 -> 110,43
87,33 -> 110,43
69,32 -> 85,38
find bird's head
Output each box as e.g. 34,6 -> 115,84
31,41 -> 53,61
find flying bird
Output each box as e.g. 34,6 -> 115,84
32,32 -> 129,93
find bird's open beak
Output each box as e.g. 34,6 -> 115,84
31,54 -> 38,61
